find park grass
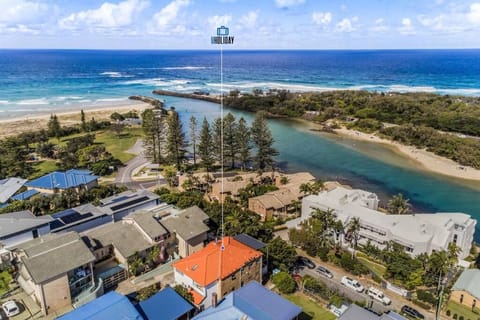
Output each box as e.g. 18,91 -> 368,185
94,127 -> 143,163
285,293 -> 336,320
445,301 -> 480,320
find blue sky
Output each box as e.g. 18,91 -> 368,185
0,0 -> 479,49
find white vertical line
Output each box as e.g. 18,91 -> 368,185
221,42 -> 224,247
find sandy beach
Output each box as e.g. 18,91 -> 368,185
334,127 -> 480,182
0,102 -> 151,138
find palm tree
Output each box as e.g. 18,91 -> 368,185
299,183 -> 313,196
347,217 -> 361,257
447,242 -> 461,267
387,193 -> 412,215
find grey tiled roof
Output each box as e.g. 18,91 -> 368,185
160,206 -> 209,241
453,269 -> 480,299
0,210 -> 52,239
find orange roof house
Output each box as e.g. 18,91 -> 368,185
173,237 -> 263,308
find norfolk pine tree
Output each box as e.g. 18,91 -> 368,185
166,110 -> 186,169
197,117 -> 215,171
251,111 -> 278,171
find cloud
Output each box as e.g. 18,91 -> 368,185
398,17 -> 416,35
0,0 -> 49,24
468,3 -> 480,25
208,14 -> 232,29
0,23 -> 40,34
312,12 -> 332,26
335,18 -> 356,32
148,0 -> 190,34
60,0 -> 149,30
275,0 -> 305,8
370,18 -> 389,32
239,11 -> 258,29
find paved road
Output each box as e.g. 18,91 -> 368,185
295,251 -> 444,320
114,140 -> 161,190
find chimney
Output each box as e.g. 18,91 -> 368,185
212,292 -> 218,307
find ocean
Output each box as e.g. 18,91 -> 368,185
1,49 -> 480,118
1,49 -> 480,239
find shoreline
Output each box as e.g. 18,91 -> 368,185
0,101 -> 151,138
332,126 -> 480,182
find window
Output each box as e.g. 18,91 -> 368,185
453,234 -> 458,244
231,274 -> 236,280
473,300 -> 476,308
460,294 -> 464,303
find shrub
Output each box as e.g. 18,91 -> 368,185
412,299 -> 431,310
416,289 -> 436,305
318,246 -> 329,262
446,310 -> 451,316
272,272 -> 296,294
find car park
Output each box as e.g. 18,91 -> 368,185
401,305 -> 425,319
316,266 -> 333,278
2,301 -> 20,317
366,287 -> 391,305
340,276 -> 364,293
296,256 -> 315,269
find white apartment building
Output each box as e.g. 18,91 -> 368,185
291,187 -> 476,260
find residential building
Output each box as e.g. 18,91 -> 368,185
14,232 -> 98,315
192,281 -> 302,320
160,206 -> 210,258
138,286 -> 194,320
0,210 -> 52,264
99,189 -> 160,221
292,186 -> 476,259
248,189 -> 298,221
57,291 -> 143,320
50,203 -> 112,233
0,177 -> 27,207
173,237 -> 263,309
338,304 -> 406,320
25,169 -> 98,194
450,269 -> 480,310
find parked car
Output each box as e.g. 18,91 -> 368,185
2,301 -> 20,317
297,256 -> 316,269
340,276 -> 364,293
366,287 -> 391,305
401,305 -> 425,319
316,266 -> 333,279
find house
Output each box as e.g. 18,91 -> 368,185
292,186 -> 476,259
138,286 -> 194,320
0,177 -> 27,206
192,281 -> 302,320
0,210 -> 52,264
50,203 -> 112,233
450,269 -> 480,310
173,237 -> 263,309
248,189 -> 298,221
160,206 -> 210,258
14,232 -> 99,315
338,304 -> 406,320
57,291 -> 143,320
99,190 -> 161,221
25,169 -> 98,194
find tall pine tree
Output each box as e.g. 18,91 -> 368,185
189,116 -> 198,166
166,109 -> 186,169
142,107 -> 166,164
223,113 -> 238,169
212,117 -> 223,167
197,117 -> 215,171
236,117 -> 251,170
251,111 -> 278,171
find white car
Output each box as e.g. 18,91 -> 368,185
367,287 -> 391,305
340,276 -> 364,293
2,300 -> 20,317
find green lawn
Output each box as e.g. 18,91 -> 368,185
285,293 -> 335,320
30,160 -> 58,179
445,301 -> 480,320
357,256 -> 387,278
94,127 -> 143,163
0,271 -> 12,296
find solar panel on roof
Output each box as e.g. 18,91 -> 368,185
52,208 -> 77,219
106,195 -> 130,204
110,196 -> 150,211
60,212 -> 93,224
50,220 -> 66,230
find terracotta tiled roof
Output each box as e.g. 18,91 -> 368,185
173,237 -> 262,287
189,289 -> 205,305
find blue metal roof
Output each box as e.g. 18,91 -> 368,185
26,169 -> 98,190
193,281 -> 302,320
139,287 -> 194,320
57,292 -> 143,320
11,189 -> 39,201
